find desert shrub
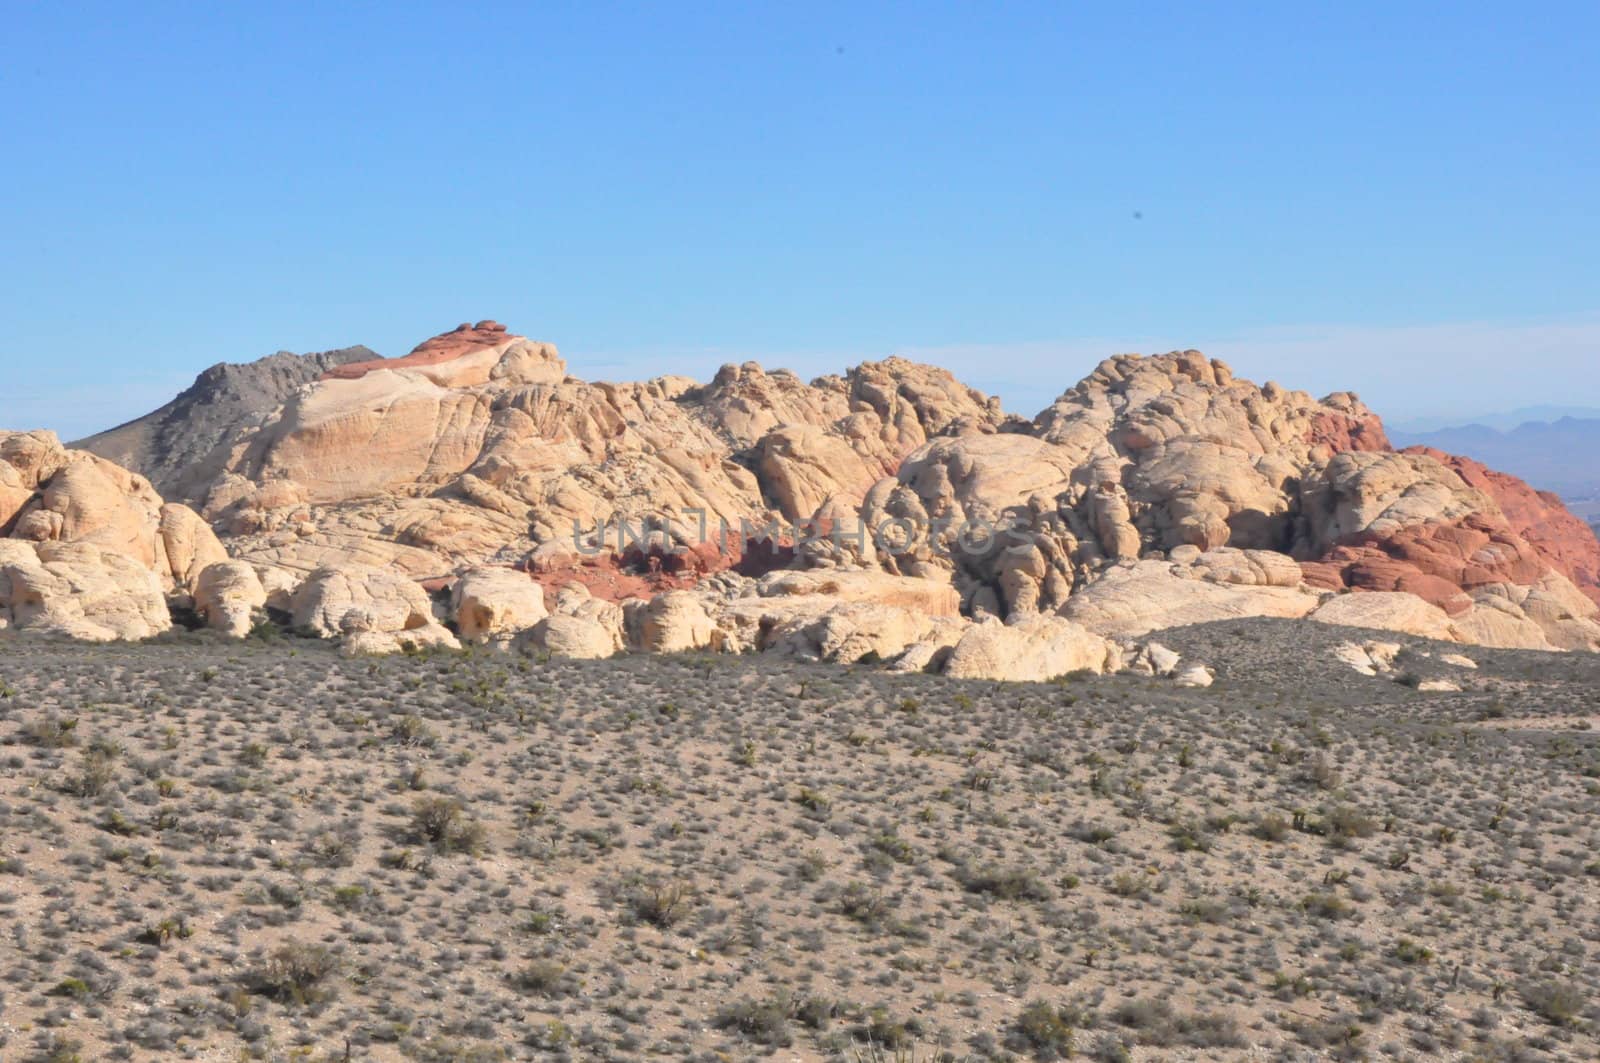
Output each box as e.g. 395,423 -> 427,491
1168,819 -> 1213,852
838,882 -> 890,926
391,714 -> 438,748
1108,872 -> 1152,900
40,1037 -> 85,1063
714,993 -> 794,1046
1109,997 -> 1243,1048
1013,999 -> 1093,1057
304,825 -> 361,867
49,976 -> 92,999
408,796 -> 486,855
23,715 -> 78,748
1323,804 -> 1378,840
1520,979 -> 1587,1026
1255,812 -> 1291,841
624,876 -> 694,928
65,750 -> 118,798
852,1006 -> 923,1050
243,942 -> 340,1006
869,831 -> 916,864
1302,893 -> 1355,920
511,959 -> 575,998
957,864 -> 1051,901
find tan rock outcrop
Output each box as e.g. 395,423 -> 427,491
943,615 -> 1117,682
757,568 -> 962,616
33,323 -> 1600,667
0,540 -> 170,641
762,602 -> 941,665
184,326 -> 1010,589
1330,640 -> 1404,677
160,504 -> 231,594
1060,556 -> 1320,638
193,561 -> 267,637
289,564 -> 458,653
629,590 -> 715,654
1309,592 -> 1457,641
450,567 -> 547,643
2,430 -> 227,596
520,613 -> 619,660
0,431 -> 239,640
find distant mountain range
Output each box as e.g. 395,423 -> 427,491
1390,416 -> 1600,501
1391,406 -> 1600,434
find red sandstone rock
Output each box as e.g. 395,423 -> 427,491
320,321 -> 516,381
1300,546 -> 1475,615
1308,409 -> 1391,454
1404,446 -> 1600,604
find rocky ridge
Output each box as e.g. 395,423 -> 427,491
76,343 -> 375,503
11,321 -> 1600,680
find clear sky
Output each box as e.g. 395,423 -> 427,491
3,2 -> 1597,439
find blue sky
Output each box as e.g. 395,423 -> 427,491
3,2 -> 1597,439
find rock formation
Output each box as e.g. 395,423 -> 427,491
9,323 -> 1600,667
1,431 -> 241,639
943,615 -> 1119,682
193,560 -> 268,638
450,566 -> 548,644
289,564 -> 459,655
77,344 -> 375,503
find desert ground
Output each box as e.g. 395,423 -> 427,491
0,620 -> 1596,1062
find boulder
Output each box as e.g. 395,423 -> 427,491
757,569 -> 962,616
520,613 -> 619,660
194,561 -> 267,637
2,431 -> 230,595
1330,640 -> 1403,677
289,564 -> 457,652
158,503 -> 230,594
341,625 -> 461,657
0,540 -> 170,641
0,431 -> 231,639
762,601 -> 939,664
1060,558 -> 1319,638
890,639 -> 957,674
630,591 -> 714,654
943,615 -> 1117,682
450,567 -> 547,643
1127,641 -> 1182,677
1309,592 -> 1456,641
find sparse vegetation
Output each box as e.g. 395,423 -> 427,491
0,618 -> 1595,1058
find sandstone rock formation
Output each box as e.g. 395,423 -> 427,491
627,591 -> 714,654
144,326 -> 1009,585
1330,639 -> 1406,677
520,614 -> 620,660
700,570 -> 959,664
450,567 -> 547,643
1060,550 -> 1320,638
77,345 -> 375,503
0,540 -> 170,641
1,431 -> 237,638
289,564 -> 458,654
943,615 -> 1118,682
193,560 -> 268,638
14,323 -> 1600,666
